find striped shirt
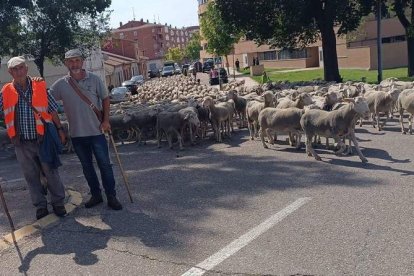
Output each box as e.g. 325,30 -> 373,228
0,78 -> 59,140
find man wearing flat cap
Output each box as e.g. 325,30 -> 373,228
49,49 -> 122,210
0,56 -> 67,220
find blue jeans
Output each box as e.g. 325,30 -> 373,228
71,134 -> 116,197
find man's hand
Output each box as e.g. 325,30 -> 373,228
30,76 -> 44,82
100,120 -> 111,133
58,129 -> 67,145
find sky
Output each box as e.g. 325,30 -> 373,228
109,0 -> 199,29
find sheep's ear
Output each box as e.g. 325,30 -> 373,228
343,98 -> 355,103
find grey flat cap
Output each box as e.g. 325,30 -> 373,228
7,56 -> 26,68
65,49 -> 83,59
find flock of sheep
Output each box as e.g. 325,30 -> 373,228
1,75 -> 414,165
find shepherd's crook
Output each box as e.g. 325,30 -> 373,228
0,178 -> 15,232
108,132 -> 133,203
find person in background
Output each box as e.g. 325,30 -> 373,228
49,49 -> 123,211
261,71 -> 270,84
0,56 -> 67,220
235,58 -> 240,71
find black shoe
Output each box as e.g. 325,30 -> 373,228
84,195 -> 103,208
107,195 -> 123,210
52,205 -> 67,217
36,208 -> 49,220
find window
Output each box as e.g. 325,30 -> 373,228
119,33 -> 124,39
258,49 -> 307,61
133,31 -> 137,37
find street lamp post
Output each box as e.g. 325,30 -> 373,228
377,0 -> 383,83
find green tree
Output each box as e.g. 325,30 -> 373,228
17,0 -> 111,77
0,0 -> 31,57
392,0 -> 414,76
183,32 -> 202,61
200,1 -> 240,75
165,47 -> 184,63
216,0 -> 373,82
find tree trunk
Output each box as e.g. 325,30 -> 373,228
34,55 -> 45,78
320,26 -> 342,82
224,55 -> 230,76
407,34 -> 414,77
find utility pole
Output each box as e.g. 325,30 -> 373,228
377,0 -> 383,83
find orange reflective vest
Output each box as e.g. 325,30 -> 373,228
2,80 -> 52,138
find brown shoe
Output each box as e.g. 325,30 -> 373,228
107,195 -> 123,210
36,208 -> 49,220
84,195 -> 103,208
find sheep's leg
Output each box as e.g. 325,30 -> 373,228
253,121 -> 259,138
306,135 -> 321,161
166,132 -> 173,149
344,136 -> 353,155
400,109 -> 406,134
288,132 -> 295,146
325,137 -> 329,149
260,128 -> 269,149
334,138 -> 346,155
409,114 -> 413,134
248,120 -> 254,140
380,112 -> 390,130
371,113 -> 377,128
376,111 -> 382,131
350,132 -> 368,163
157,129 -> 162,148
175,129 -> 184,150
265,129 -> 274,145
295,133 -> 302,149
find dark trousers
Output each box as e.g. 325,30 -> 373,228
71,134 -> 116,197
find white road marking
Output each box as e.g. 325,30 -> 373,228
181,197 -> 311,276
4,178 -> 24,183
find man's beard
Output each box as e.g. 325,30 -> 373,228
70,68 -> 82,74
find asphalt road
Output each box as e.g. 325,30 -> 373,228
0,116 -> 414,275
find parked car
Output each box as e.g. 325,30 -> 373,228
121,80 -> 138,95
202,61 -> 214,73
130,75 -> 144,85
161,65 -> 175,77
109,87 -> 131,103
188,63 -> 194,73
174,64 -> 182,75
209,68 -> 229,85
148,69 -> 160,78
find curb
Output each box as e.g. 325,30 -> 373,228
0,189 -> 82,251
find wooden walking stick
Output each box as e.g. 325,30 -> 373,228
108,132 -> 133,203
0,178 -> 15,232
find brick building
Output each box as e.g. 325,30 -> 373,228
105,19 -> 199,74
198,1 -> 408,71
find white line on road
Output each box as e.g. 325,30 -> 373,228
3,178 -> 24,183
181,197 -> 312,276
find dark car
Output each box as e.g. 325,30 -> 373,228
161,65 -> 175,77
148,69 -> 160,78
202,61 -> 214,73
130,75 -> 144,85
121,80 -> 138,95
209,68 -> 229,85
109,87 -> 131,103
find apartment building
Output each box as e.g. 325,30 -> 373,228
105,19 -> 199,73
198,1 -> 408,70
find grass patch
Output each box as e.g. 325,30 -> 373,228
250,67 -> 414,84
